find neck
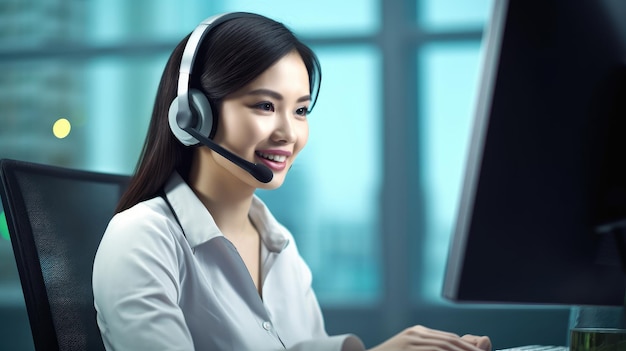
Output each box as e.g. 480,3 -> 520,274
189,149 -> 256,239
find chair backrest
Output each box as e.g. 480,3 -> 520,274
0,159 -> 130,351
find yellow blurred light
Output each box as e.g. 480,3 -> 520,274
53,118 -> 71,139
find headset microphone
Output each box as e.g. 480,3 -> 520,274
167,12 -> 274,184
183,126 -> 274,183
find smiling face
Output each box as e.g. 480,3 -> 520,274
207,50 -> 311,190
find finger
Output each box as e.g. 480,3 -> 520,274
475,336 -> 491,351
405,335 -> 485,351
410,325 -> 461,339
462,334 -> 492,351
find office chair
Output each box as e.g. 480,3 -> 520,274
0,159 -> 130,351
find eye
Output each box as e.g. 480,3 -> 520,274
295,107 -> 309,117
255,102 -> 275,112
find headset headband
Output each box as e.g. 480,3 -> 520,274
175,12 -> 259,124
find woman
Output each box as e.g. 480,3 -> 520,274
92,12 -> 491,351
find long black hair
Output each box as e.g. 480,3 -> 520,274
116,13 -> 322,213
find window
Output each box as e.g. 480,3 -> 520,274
415,42 -> 483,302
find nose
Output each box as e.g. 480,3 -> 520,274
272,111 -> 297,144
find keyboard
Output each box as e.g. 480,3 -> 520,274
496,346 -> 568,351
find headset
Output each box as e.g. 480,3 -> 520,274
167,12 -> 273,183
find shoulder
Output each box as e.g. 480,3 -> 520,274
95,196 -> 186,266
108,198 -> 170,238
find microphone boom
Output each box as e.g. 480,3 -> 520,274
183,127 -> 273,183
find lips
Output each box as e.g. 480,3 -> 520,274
255,150 -> 291,171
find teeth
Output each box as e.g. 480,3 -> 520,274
257,152 -> 287,163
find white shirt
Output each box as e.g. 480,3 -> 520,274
92,172 -> 365,351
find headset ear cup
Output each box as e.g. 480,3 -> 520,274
167,89 -> 214,146
189,89 -> 217,139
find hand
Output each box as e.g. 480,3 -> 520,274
367,325 -> 491,351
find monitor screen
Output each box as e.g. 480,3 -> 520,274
443,0 -> 626,306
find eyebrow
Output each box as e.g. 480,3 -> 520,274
246,88 -> 311,103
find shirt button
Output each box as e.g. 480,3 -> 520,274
262,321 -> 272,331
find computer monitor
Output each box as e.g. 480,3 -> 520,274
443,0 -> 626,306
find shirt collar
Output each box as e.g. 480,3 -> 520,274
163,172 -> 289,252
